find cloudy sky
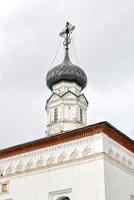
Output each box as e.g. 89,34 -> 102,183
0,0 -> 134,149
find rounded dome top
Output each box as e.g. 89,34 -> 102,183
46,51 -> 87,90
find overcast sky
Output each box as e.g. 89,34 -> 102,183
0,0 -> 134,149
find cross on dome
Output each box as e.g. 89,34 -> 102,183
46,22 -> 87,91
59,22 -> 75,49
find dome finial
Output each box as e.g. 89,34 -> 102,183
59,22 -> 75,50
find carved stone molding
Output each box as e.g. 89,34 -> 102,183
0,122 -> 133,161
0,132 -> 133,179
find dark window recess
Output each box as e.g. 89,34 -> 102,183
80,109 -> 83,123
54,108 -> 58,123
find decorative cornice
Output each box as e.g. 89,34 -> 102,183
102,122 -> 134,152
0,121 -> 133,159
0,152 -> 133,180
0,133 -> 133,180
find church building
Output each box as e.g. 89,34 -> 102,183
0,22 -> 134,200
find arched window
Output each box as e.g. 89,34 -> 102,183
57,196 -> 70,200
54,108 -> 58,123
80,108 -> 83,123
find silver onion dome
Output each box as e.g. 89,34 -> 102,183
46,22 -> 87,91
46,50 -> 87,90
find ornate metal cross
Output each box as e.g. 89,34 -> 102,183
59,22 -> 75,49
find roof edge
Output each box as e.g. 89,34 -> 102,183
0,121 -> 133,159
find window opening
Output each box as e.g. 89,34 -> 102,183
57,196 -> 70,200
54,108 -> 58,123
80,108 -> 83,123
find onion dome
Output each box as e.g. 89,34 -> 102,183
46,22 -> 87,91
46,50 -> 87,90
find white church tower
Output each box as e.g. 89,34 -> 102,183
0,22 -> 134,200
46,22 -> 88,135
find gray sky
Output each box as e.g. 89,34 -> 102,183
0,0 -> 134,149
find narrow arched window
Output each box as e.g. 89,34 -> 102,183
57,196 -> 70,200
54,108 -> 58,123
80,108 -> 83,123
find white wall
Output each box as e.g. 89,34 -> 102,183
46,81 -> 88,135
104,157 -> 134,200
52,82 -> 81,96
1,158 -> 106,200
0,132 -> 133,200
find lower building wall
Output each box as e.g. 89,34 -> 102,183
104,157 -> 134,200
1,158 -> 106,200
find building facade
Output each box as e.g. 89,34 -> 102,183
0,22 -> 134,200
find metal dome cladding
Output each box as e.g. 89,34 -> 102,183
46,53 -> 87,90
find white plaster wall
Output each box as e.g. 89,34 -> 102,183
103,134 -> 134,169
0,133 -> 133,200
103,134 -> 134,200
1,158 -> 106,200
46,91 -> 88,135
104,157 -> 134,200
52,82 -> 81,96
0,133 -> 133,178
46,81 -> 88,135
47,121 -> 82,134
64,105 -> 76,122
